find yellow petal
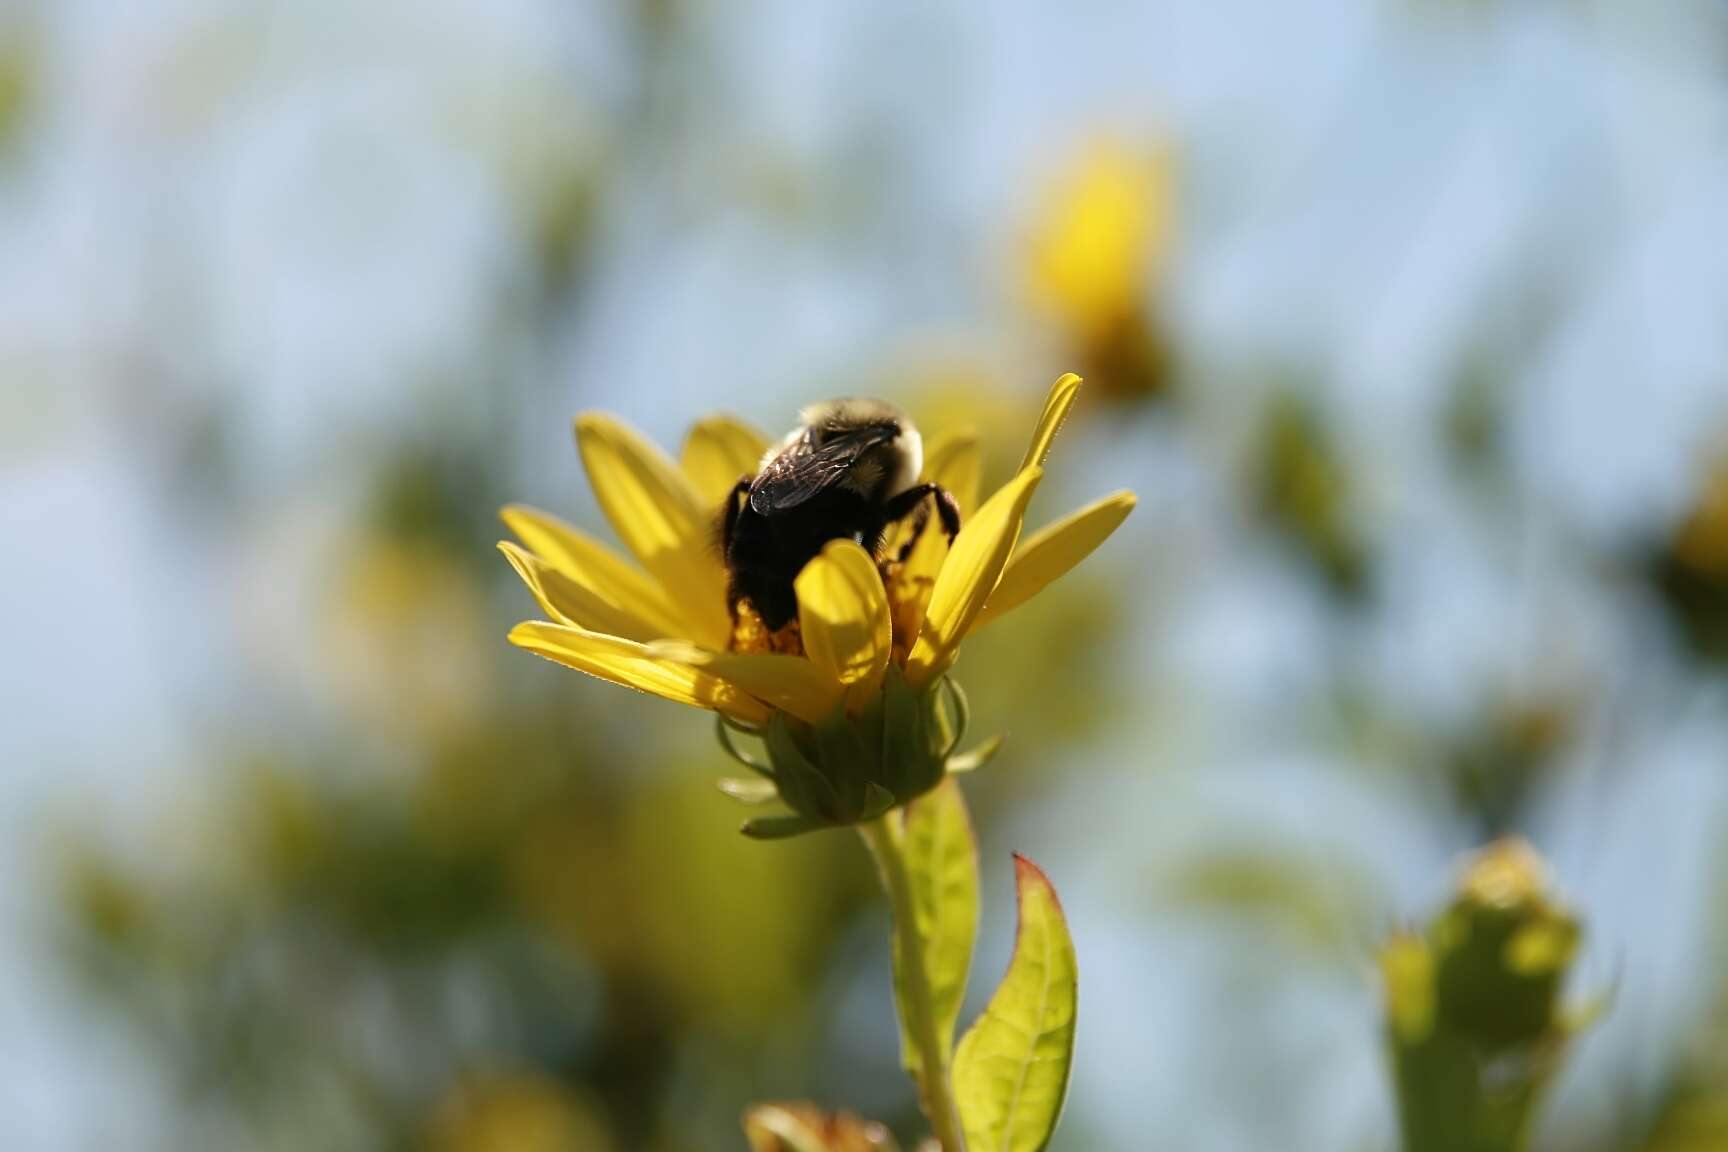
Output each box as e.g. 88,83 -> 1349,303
1019,372 -> 1083,473
509,621 -> 771,725
498,542 -> 667,643
575,414 -> 731,648
654,641 -> 840,726
501,504 -> 686,640
972,490 -> 1136,630
923,429 -> 982,516
681,414 -> 770,508
796,540 -> 892,708
905,466 -> 1043,689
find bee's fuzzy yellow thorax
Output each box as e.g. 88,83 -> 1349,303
798,397 -> 906,430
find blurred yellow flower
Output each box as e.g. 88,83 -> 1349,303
1025,139 -> 1174,344
499,374 -> 1134,827
329,536 -> 494,744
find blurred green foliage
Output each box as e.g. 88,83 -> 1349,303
0,21 -> 34,163
1653,454 -> 1728,666
1252,390 -> 1370,601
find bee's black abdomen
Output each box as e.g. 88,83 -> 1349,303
725,489 -> 884,631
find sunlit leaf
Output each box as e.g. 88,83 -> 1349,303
891,777 -> 979,1078
954,854 -> 1077,1152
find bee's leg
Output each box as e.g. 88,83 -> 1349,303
930,486 -> 961,543
892,501 -> 931,564
882,483 -> 964,562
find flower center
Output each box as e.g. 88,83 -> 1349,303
729,600 -> 805,656
726,516 -> 946,665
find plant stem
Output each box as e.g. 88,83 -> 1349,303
859,815 -> 967,1152
1391,1033 -> 1550,1152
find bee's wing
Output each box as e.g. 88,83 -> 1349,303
749,428 -> 892,513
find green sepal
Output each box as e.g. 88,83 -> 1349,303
715,713 -> 775,777
814,712 -> 874,819
741,813 -> 827,840
741,670 -> 988,837
717,777 -> 779,804
860,782 -> 897,821
881,667 -> 947,802
765,712 -> 841,821
934,676 -> 971,760
881,666 -> 928,799
947,733 -> 1004,774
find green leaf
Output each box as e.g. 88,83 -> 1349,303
891,777 -> 979,1079
954,854 -> 1078,1152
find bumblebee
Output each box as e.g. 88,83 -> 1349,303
721,399 -> 961,633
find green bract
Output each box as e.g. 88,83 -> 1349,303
723,669 -> 972,839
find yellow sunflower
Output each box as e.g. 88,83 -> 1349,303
1024,139 -> 1179,406
500,373 -> 1134,835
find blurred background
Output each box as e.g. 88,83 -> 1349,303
3,0 -> 1728,1149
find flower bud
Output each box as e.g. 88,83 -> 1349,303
1429,839 -> 1581,1051
744,669 -> 961,838
1382,839 -> 1593,1152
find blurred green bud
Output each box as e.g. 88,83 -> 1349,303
721,669 -> 986,839
1429,839 -> 1582,1051
1383,839 -> 1594,1152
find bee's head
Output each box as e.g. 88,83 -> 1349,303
798,398 -> 924,499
